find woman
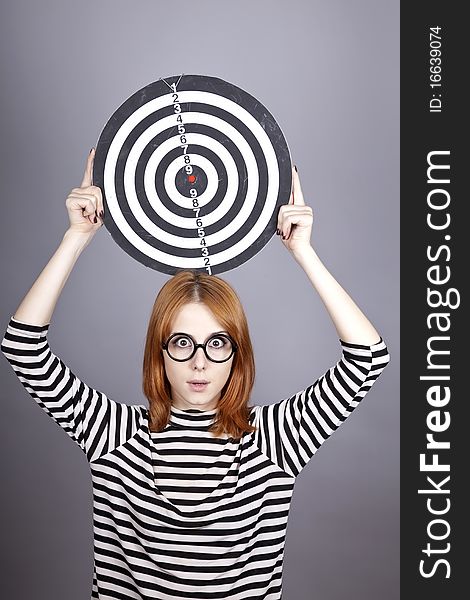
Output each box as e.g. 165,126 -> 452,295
1,148 -> 390,599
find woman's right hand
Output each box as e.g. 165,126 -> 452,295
65,148 -> 105,234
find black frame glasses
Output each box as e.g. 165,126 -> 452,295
161,332 -> 238,363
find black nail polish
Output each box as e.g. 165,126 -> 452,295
94,215 -> 98,223
294,164 -> 298,172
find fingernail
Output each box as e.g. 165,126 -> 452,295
90,147 -> 95,154
94,215 -> 98,223
294,164 -> 298,172
100,210 -> 104,218
276,229 -> 280,235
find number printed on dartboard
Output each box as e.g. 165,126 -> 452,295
171,82 -> 212,274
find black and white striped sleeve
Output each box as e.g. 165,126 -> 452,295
252,337 -> 390,478
1,316 -> 144,463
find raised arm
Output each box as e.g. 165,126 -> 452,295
13,148 -> 104,326
1,150 -> 143,462
277,165 -> 381,345
251,166 -> 390,478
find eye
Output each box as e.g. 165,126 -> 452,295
208,336 -> 227,348
172,335 -> 193,347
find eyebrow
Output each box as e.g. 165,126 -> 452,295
169,330 -> 229,340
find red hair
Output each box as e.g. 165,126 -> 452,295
142,270 -> 257,439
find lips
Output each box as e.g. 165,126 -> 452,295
187,381 -> 209,392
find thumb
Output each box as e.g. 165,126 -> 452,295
80,148 -> 95,187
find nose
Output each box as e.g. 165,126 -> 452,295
192,345 -> 208,369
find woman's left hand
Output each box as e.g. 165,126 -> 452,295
276,165 -> 313,254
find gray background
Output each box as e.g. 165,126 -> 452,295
0,1 -> 399,598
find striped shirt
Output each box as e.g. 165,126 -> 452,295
1,316 -> 390,599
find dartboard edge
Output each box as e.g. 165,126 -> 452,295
93,73 -> 292,275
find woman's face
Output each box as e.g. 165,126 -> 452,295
162,302 -> 234,411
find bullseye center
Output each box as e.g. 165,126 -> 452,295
187,175 -> 196,184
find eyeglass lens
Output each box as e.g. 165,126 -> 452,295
166,334 -> 233,361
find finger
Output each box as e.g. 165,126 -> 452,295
71,184 -> 103,219
277,204 -> 292,236
93,187 -> 104,219
68,192 -> 98,211
292,165 -> 305,206
79,188 -> 103,217
278,208 -> 292,239
95,188 -> 104,218
282,215 -> 294,240
86,181 -> 104,218
80,148 -> 95,188
69,196 -> 97,217
279,208 -> 312,239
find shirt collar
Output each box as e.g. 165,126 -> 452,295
169,406 -> 218,429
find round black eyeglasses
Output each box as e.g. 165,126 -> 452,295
161,332 -> 238,363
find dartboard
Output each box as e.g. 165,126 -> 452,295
92,74 -> 292,275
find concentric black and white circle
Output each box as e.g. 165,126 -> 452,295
93,74 -> 292,275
